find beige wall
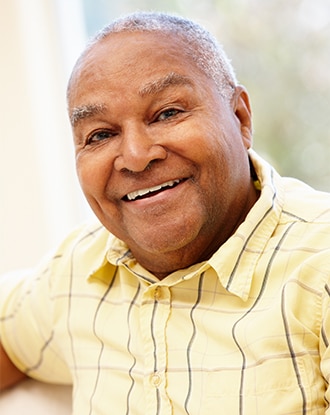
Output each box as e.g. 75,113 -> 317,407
0,0 -> 91,274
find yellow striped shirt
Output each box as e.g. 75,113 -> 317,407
1,150 -> 330,414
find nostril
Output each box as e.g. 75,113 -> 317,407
114,140 -> 168,173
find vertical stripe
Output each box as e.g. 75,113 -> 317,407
325,284 -> 330,297
88,268 -> 118,415
280,223 -> 307,414
125,283 -> 141,415
226,205 -> 273,290
226,169 -> 277,291
232,223 -> 294,415
184,272 -> 205,414
150,299 -> 161,415
321,285 -> 330,348
156,387 -> 161,415
151,300 -> 159,374
281,286 -> 307,414
67,227 -> 104,389
321,327 -> 329,348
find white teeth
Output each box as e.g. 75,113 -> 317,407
127,179 -> 180,201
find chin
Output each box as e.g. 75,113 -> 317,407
130,227 -> 202,257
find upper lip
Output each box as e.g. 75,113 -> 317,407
123,178 -> 183,201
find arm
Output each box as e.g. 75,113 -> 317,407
0,342 -> 27,390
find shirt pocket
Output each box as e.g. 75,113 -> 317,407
203,356 -> 325,414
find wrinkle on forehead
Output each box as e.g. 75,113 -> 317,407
138,72 -> 194,97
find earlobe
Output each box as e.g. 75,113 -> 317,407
233,85 -> 253,148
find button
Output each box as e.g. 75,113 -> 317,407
151,372 -> 162,387
154,287 -> 161,301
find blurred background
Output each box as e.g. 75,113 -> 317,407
1,0 -> 330,274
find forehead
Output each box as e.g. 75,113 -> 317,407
68,31 -> 207,105
85,31 -> 195,71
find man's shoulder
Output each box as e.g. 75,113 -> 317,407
40,220 -> 113,278
282,177 -> 330,223
54,220 -> 112,257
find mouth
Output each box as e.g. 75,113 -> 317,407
123,179 -> 184,202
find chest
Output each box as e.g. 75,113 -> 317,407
53,269 -> 326,414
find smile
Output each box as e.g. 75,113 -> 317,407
125,179 -> 181,201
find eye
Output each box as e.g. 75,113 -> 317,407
156,108 -> 181,122
86,130 -> 116,145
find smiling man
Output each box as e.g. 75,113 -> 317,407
1,11 -> 330,415
68,29 -> 257,277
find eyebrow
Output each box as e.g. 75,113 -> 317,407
70,103 -> 107,126
70,73 -> 193,126
138,72 -> 193,97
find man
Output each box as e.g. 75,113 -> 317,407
1,11 -> 330,415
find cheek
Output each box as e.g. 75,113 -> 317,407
75,156 -> 121,229
198,131 -> 249,196
76,155 -> 109,197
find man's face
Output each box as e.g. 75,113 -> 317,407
68,31 -> 256,276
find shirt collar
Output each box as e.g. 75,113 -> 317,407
208,150 -> 284,300
85,229 -> 117,284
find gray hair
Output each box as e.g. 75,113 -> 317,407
75,12 -> 237,101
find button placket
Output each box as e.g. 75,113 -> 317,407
141,285 -> 172,413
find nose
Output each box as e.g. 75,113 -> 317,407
114,125 -> 167,172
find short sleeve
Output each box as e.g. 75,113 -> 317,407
0,260 -> 72,384
319,266 -> 330,412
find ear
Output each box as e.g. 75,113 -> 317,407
232,85 -> 253,149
